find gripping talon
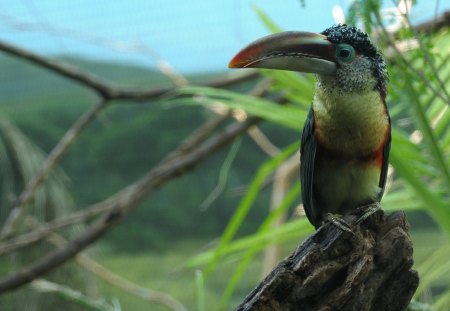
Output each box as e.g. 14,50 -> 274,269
356,203 -> 382,224
324,213 -> 353,234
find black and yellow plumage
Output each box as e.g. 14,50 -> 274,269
230,24 -> 391,229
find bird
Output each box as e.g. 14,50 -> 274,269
229,24 -> 391,231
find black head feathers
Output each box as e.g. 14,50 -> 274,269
322,24 -> 388,96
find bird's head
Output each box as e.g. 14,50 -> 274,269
229,24 -> 388,98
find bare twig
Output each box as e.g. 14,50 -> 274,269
373,11 -> 450,105
0,113 -> 233,255
0,75 -> 272,254
414,9 -> 450,33
33,220 -> 187,311
247,126 -> 280,157
0,39 -> 258,240
401,7 -> 450,103
73,254 -> 188,311
0,98 -> 108,239
0,116 -> 259,293
0,12 -> 186,87
162,113 -> 231,164
0,39 -> 257,101
0,40 -> 111,99
31,279 -> 116,311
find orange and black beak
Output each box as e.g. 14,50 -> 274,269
229,31 -> 337,76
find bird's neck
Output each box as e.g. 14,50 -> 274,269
312,85 -> 390,157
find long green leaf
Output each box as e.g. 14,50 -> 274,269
252,6 -> 282,33
404,77 -> 450,193
203,143 -> 298,278
390,152 -> 450,235
187,218 -> 310,267
434,288 -> 450,311
171,86 -> 305,130
195,270 -> 206,311
218,182 -> 310,309
415,244 -> 450,298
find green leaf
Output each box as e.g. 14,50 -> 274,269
218,182 -> 311,309
390,151 -> 450,235
171,86 -> 306,130
195,270 -> 206,311
252,6 -> 283,33
415,244 -> 450,297
203,143 -> 299,278
187,218 -> 310,267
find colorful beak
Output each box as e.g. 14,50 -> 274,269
229,31 -> 337,76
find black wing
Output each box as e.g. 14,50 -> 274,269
300,107 -> 319,228
377,111 -> 392,200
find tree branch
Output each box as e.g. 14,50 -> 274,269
0,98 -> 108,239
32,217 -> 188,311
414,10 -> 450,33
0,39 -> 257,101
0,39 -> 259,239
0,113 -> 232,256
0,74 -> 272,254
235,210 -> 419,311
0,117 -> 259,293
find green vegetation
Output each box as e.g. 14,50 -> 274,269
84,229 -> 450,311
0,1 -> 449,310
0,55 -> 297,253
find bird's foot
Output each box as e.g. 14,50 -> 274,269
356,202 -> 382,224
324,213 -> 353,234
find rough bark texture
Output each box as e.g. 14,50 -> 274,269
235,210 -> 419,311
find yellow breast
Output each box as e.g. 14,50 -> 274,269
312,87 -> 389,157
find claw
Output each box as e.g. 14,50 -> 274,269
324,213 -> 354,234
356,202 -> 382,224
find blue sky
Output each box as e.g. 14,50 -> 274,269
0,0 -> 448,73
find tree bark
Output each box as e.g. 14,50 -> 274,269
235,210 -> 419,311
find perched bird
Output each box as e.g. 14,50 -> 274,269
229,24 -> 391,230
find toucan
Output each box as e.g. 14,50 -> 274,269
229,24 -> 391,230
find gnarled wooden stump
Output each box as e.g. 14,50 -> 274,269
235,210 -> 418,311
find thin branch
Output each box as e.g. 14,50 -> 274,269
402,7 -> 450,102
0,39 -> 258,241
0,39 -> 257,101
0,12 -> 186,87
0,98 -> 108,239
373,11 -> 450,105
73,253 -> 188,311
0,113 -> 233,255
162,113 -> 231,164
414,9 -> 450,33
0,76 -> 273,254
33,219 -> 187,311
0,41 -> 112,99
0,117 -> 259,293
31,279 -> 116,311
247,126 -> 280,157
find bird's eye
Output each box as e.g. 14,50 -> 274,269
336,44 -> 355,63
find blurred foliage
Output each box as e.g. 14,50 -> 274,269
0,115 -> 92,310
0,55 -> 298,252
31,279 -> 119,311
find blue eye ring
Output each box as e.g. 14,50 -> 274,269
336,44 -> 355,63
